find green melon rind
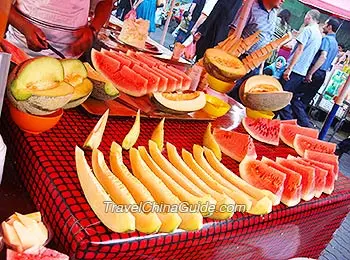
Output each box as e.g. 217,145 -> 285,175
242,117 -> 280,146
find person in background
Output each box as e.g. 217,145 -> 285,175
187,0 -> 206,32
117,0 -> 135,21
175,11 -> 191,43
335,136 -> 350,158
278,9 -> 322,127
263,56 -> 287,79
190,0 -> 218,35
136,0 -> 157,32
266,9 -> 291,64
6,0 -> 114,58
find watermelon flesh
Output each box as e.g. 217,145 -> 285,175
91,50 -> 121,82
158,65 -> 183,91
0,39 -> 30,64
132,64 -> 160,93
239,159 -> 286,203
294,134 -> 336,157
213,128 -> 257,162
242,117 -> 280,146
102,50 -> 132,68
280,119 -> 297,125
167,66 -> 192,91
113,65 -> 148,97
303,158 -> 335,194
261,157 -> 302,207
134,52 -> 158,67
304,150 -> 339,181
287,155 -> 327,198
7,247 -> 69,260
279,124 -> 319,148
276,157 -> 315,201
153,67 -> 178,92
140,65 -> 168,92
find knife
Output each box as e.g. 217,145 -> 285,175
47,43 -> 66,59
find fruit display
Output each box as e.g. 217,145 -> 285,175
122,110 -> 141,150
203,123 -> 222,161
83,109 -> 109,149
304,150 -> 339,180
1,212 -> 48,252
151,118 -> 165,150
242,117 -> 280,146
279,123 -> 319,148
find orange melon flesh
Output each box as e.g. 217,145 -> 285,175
92,149 -> 161,234
151,118 -> 165,150
166,142 -> 234,220
109,142 -> 181,233
122,110 -> 141,150
203,123 -> 222,161
129,148 -> 203,231
203,147 -> 279,206
140,144 -> 215,217
83,109 -> 109,149
75,146 -> 135,233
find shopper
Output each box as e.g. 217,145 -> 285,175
6,0 -> 114,58
263,56 -> 287,79
136,0 -> 157,32
175,11 -> 192,43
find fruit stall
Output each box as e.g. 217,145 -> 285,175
1,13 -> 350,260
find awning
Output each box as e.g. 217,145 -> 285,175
298,0 -> 350,21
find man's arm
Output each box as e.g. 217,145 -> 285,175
191,0 -> 218,33
283,42 -> 304,81
305,51 -> 327,82
90,0 -> 114,32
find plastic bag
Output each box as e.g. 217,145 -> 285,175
124,8 -> 137,20
184,40 -> 196,60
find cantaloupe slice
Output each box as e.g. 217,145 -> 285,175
203,123 -> 222,161
83,109 -> 109,149
75,146 -> 135,232
109,142 -> 181,233
122,110 -> 141,150
12,220 -> 37,250
92,149 -> 161,234
203,147 -> 279,205
129,148 -> 203,231
1,221 -> 23,252
151,118 -> 165,150
139,145 -> 215,217
166,143 -> 234,220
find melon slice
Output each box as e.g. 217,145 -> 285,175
151,118 -> 165,150
75,146 -> 135,232
294,134 -> 336,157
280,124 -> 319,148
203,123 -> 222,161
242,117 -> 280,146
109,142 -> 181,233
213,128 -> 256,162
101,49 -> 132,67
91,49 -> 121,80
153,67 -> 178,92
158,65 -> 183,91
304,150 -> 339,180
132,64 -> 160,93
129,148 -> 203,231
287,155 -> 327,198
141,66 -> 168,92
166,66 -> 192,90
239,159 -> 286,204
122,109 -> 140,150
63,78 -> 93,109
83,109 -> 109,149
261,157 -> 302,207
0,39 -> 30,65
276,157 -> 315,201
116,66 -> 149,97
1,221 -> 23,252
204,147 -> 279,205
134,52 -> 158,67
92,148 -> 160,234
166,143 -> 234,220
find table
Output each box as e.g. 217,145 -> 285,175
1,102 -> 350,259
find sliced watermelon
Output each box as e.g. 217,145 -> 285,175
261,157 -> 302,207
304,150 -> 339,180
242,117 -> 280,146
287,155 -> 327,198
158,65 -> 183,91
280,119 -> 297,125
113,65 -> 148,97
132,64 -> 160,93
303,158 -> 335,194
167,66 -> 192,90
239,159 -> 286,202
134,53 -> 158,67
153,67 -> 178,92
139,65 -> 168,92
137,52 -> 166,66
276,157 -> 315,201
294,134 -> 336,157
213,128 -> 257,162
119,52 -> 143,67
7,247 -> 69,259
279,124 -> 319,148
91,50 -> 121,82
0,39 -> 30,64
102,50 -> 132,67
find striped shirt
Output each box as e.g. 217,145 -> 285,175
231,0 -> 277,54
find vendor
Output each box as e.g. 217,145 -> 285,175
6,0 -> 114,58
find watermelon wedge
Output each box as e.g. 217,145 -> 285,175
294,134 -> 336,157
153,67 -> 178,92
7,247 -> 69,259
132,65 -> 160,93
142,66 -> 168,92
304,150 -> 339,180
0,39 -> 30,64
279,124 -> 319,148
136,52 -> 166,66
242,117 -> 280,146
91,50 -> 121,82
114,66 -> 148,97
134,53 -> 158,67
239,159 -> 286,202
261,157 -> 302,207
158,65 -> 183,91
280,119 -> 297,125
303,158 -> 335,194
167,66 -> 192,90
276,157 -> 315,201
102,50 -> 132,68
287,155 -> 327,198
119,52 -> 143,66
213,128 -> 257,162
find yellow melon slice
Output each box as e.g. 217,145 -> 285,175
122,110 -> 141,150
129,148 -> 203,231
203,123 -> 222,161
151,118 -> 165,150
166,142 -> 234,220
1,221 -> 23,252
139,145 -> 215,217
83,109 -> 109,149
75,146 -> 135,232
109,142 -> 181,233
92,148 -> 161,234
203,147 -> 279,206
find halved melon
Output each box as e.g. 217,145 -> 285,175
151,118 -> 165,150
83,109 -> 109,149
203,123 -> 222,161
122,110 -> 140,150
75,146 -> 135,232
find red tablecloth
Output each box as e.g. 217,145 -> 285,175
1,103 -> 350,259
